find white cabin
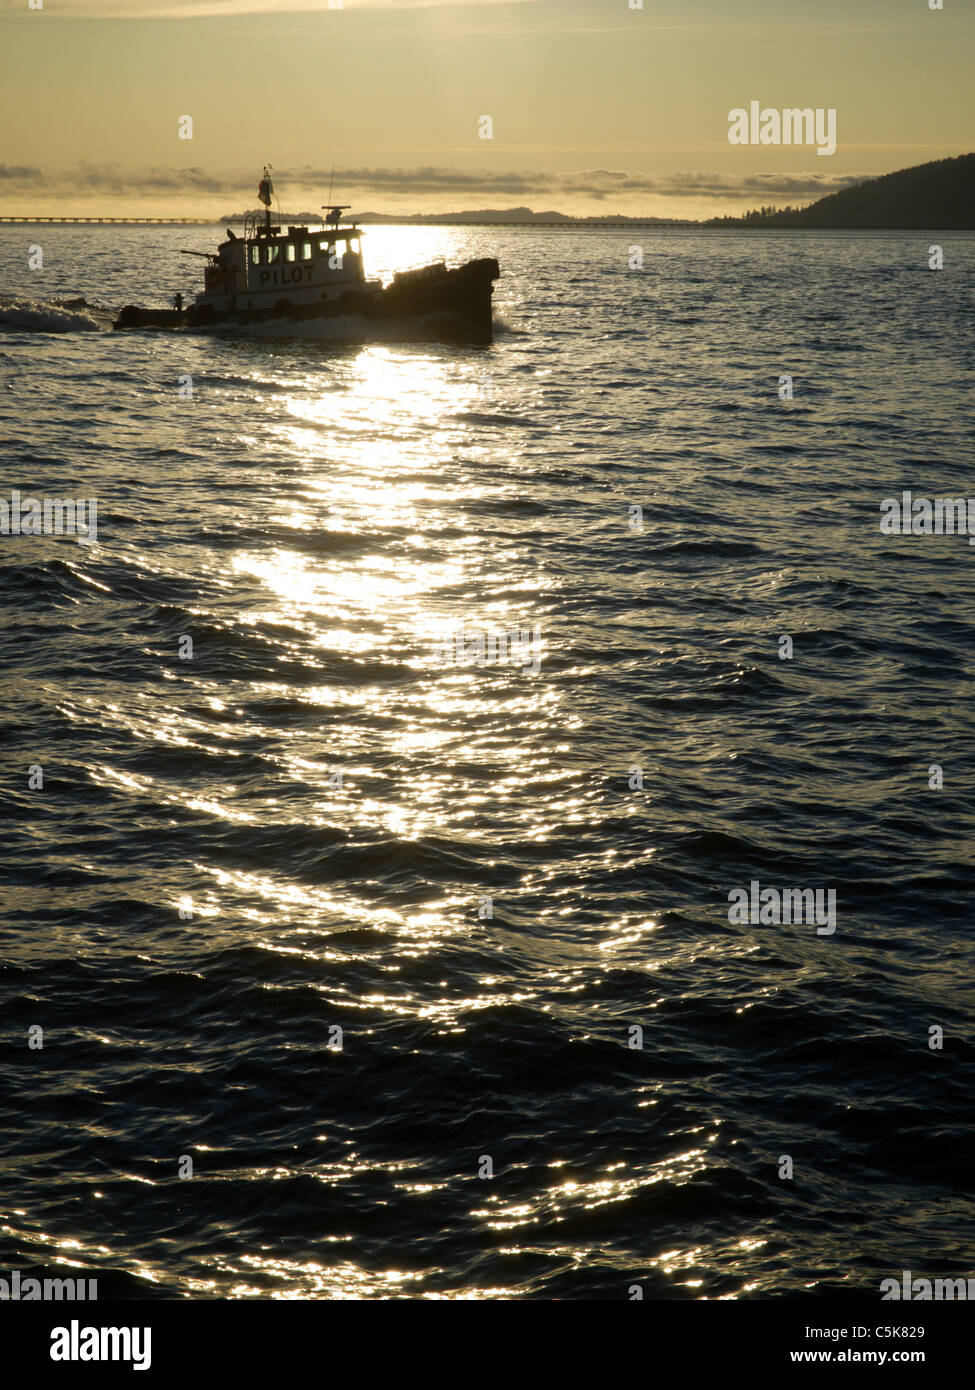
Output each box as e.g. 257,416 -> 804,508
195,220 -> 378,315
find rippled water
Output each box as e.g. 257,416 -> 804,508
1,225 -> 974,1299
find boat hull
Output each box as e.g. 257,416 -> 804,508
114,257 -> 500,345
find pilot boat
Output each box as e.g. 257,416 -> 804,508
114,168 -> 500,344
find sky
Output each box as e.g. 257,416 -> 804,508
1,0 -> 972,220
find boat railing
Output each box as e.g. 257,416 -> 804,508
243,214 -> 284,240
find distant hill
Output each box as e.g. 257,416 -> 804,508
356,208 -> 688,225
220,205 -> 689,227
369,206 -> 575,224
708,154 -> 975,228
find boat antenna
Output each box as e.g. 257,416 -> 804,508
321,165 -> 350,229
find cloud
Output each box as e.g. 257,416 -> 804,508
638,170 -> 868,201
310,165 -> 868,202
0,161 -> 869,207
0,164 -> 45,181
0,163 -> 232,194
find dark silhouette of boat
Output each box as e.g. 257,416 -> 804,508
114,168 -> 500,344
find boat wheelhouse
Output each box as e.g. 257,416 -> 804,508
198,211 -> 375,318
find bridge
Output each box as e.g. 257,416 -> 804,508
0,217 -> 218,225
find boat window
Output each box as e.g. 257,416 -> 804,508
318,241 -> 333,255
285,243 -> 296,262
267,243 -> 280,264
301,242 -> 312,260
250,244 -> 261,265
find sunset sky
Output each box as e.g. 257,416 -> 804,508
1,0 -> 972,219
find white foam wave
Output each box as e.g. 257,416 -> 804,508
0,298 -> 103,333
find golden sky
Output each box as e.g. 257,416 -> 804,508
1,0 -> 972,219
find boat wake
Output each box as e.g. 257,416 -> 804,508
0,297 -> 110,334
